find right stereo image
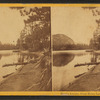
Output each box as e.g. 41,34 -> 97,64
52,6 -> 100,91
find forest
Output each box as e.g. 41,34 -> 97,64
0,42 -> 16,50
53,43 -> 90,50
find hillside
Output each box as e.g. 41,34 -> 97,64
53,34 -> 74,50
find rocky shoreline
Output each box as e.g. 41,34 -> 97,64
62,64 -> 100,91
0,54 -> 51,91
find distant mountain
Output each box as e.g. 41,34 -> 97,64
53,34 -> 74,50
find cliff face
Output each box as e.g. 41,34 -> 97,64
53,34 -> 74,50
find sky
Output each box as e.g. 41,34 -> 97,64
0,7 -> 99,45
51,7 -> 99,44
0,7 -> 25,44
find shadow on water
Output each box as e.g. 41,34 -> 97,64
91,52 -> 100,63
18,53 -> 39,63
53,53 -> 75,67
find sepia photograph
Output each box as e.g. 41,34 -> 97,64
1,4 -> 100,94
0,7 -> 52,91
52,7 -> 100,91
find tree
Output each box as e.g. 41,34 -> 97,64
11,7 -> 51,52
89,39 -> 94,49
83,7 -> 100,50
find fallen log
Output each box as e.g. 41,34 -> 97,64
74,62 -> 100,67
3,62 -> 28,67
74,72 -> 86,78
3,73 -> 14,78
2,55 -> 44,67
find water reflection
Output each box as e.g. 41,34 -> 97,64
18,53 -> 39,63
91,52 -> 100,63
53,50 -> 100,91
53,53 -> 75,66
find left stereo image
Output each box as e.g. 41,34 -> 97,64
0,7 -> 52,91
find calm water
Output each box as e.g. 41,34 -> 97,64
0,50 -> 35,82
52,50 -> 100,91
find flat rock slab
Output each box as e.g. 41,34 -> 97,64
0,56 -> 51,91
62,64 -> 100,91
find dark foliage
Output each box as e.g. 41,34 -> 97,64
0,42 -> 16,50
53,43 -> 90,50
11,7 -> 51,52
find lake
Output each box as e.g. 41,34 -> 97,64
0,50 -> 35,82
52,50 -> 100,91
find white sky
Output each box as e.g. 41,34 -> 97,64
51,7 -> 99,44
0,7 -> 25,44
0,7 -> 99,45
